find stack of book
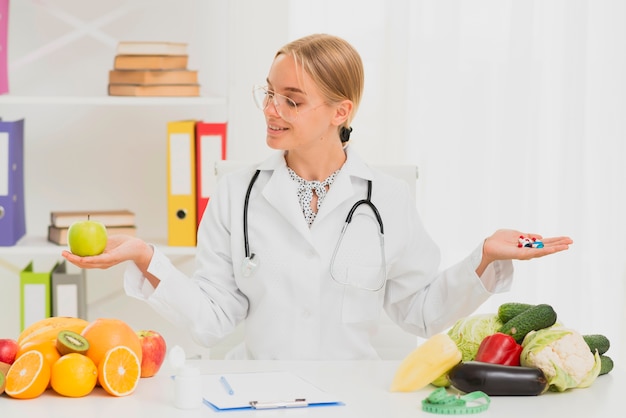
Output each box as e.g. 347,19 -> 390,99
48,209 -> 137,245
108,41 -> 200,97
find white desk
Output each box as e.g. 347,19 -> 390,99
0,360 -> 621,417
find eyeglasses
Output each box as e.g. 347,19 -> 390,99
252,85 -> 300,122
252,85 -> 324,123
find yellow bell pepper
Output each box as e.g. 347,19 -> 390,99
390,333 -> 462,392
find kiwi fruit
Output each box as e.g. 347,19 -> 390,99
56,329 -> 90,355
0,361 -> 9,377
0,367 -> 6,395
0,361 -> 9,395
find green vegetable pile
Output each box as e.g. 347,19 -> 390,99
436,302 -> 614,393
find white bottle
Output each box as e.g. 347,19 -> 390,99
174,366 -> 202,409
168,345 -> 202,410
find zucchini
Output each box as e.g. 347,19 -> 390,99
498,303 -> 557,343
599,355 -> 614,376
497,302 -> 534,323
447,361 -> 548,396
583,334 -> 610,355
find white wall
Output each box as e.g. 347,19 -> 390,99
3,0 -> 624,365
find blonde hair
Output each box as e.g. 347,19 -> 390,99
276,34 -> 364,131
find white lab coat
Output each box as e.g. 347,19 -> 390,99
124,146 -> 513,360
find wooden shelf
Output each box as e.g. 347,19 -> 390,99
0,236 -> 196,256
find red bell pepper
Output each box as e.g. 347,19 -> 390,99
474,332 -> 523,366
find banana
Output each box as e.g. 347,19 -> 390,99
390,333 -> 462,392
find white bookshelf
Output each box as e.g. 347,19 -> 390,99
0,95 -> 226,106
0,0 -> 228,360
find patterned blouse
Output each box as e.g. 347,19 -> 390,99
287,167 -> 340,227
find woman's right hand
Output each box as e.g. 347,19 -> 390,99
62,234 -> 154,271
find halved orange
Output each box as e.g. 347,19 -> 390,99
5,350 -> 50,399
98,345 -> 140,397
16,339 -> 61,387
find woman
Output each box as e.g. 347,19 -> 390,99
63,34 -> 572,360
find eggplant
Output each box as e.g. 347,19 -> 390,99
447,361 -> 548,396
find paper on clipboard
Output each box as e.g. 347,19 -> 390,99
202,371 -> 343,411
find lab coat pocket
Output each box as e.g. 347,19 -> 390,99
341,270 -> 383,324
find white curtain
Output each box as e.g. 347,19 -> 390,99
288,0 -> 626,362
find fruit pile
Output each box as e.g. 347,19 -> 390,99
0,317 -> 167,399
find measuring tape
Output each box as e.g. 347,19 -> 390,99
422,387 -> 490,414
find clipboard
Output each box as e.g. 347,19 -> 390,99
201,371 -> 343,411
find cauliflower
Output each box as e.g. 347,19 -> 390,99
520,327 -> 601,392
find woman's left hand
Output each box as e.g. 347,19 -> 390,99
482,229 -> 573,264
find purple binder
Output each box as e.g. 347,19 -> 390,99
0,118 -> 26,246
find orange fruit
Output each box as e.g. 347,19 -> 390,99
51,353 -> 97,397
16,339 -> 61,387
81,318 -> 142,367
98,345 -> 141,397
5,350 -> 50,399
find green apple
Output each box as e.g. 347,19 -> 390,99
67,218 -> 108,256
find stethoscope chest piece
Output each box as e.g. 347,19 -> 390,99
241,253 -> 259,278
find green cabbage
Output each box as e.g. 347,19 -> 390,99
431,313 -> 503,387
447,313 -> 504,361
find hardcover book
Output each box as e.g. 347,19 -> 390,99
113,54 -> 188,70
48,225 -> 137,245
108,69 -> 198,85
108,83 -> 200,97
50,209 -> 136,228
116,41 -> 188,56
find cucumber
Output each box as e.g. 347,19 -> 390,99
498,303 -> 557,343
447,361 -> 548,396
583,334 -> 610,355
497,302 -> 534,323
599,355 -> 614,376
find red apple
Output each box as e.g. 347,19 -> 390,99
137,330 -> 167,378
0,339 -> 18,365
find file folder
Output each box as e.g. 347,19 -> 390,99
167,120 -> 197,246
201,371 -> 342,411
51,261 -> 87,319
20,261 -> 59,331
0,118 -> 26,246
195,121 -> 227,226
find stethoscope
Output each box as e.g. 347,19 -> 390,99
241,169 -> 387,292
